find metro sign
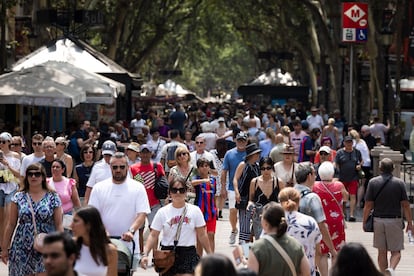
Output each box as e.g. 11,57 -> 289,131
342,2 -> 368,43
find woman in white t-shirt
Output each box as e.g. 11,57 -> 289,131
140,178 -> 212,275
72,206 -> 118,276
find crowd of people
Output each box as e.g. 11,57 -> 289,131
0,101 -> 412,276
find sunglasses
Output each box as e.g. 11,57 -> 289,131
0,140 -> 7,144
195,141 -> 204,144
55,143 -> 64,146
178,152 -> 189,156
27,171 -> 42,177
170,187 -> 186,194
11,143 -> 21,146
32,142 -> 42,146
320,152 -> 329,156
261,166 -> 273,171
112,165 -> 126,170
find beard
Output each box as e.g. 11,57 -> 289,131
113,174 -> 127,183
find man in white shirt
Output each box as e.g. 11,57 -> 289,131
83,140 -> 116,204
130,111 -> 146,142
20,133 -> 44,178
89,152 -> 150,265
189,136 -> 216,175
306,106 -> 325,131
147,128 -> 166,163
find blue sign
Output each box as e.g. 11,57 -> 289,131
356,28 -> 368,42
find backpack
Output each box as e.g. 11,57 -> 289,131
166,145 -> 178,168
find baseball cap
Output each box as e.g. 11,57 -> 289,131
140,144 -> 152,152
218,117 -> 225,122
0,132 -> 12,141
101,140 -> 116,156
344,136 -> 353,142
290,108 -> 296,113
319,146 -> 331,154
236,132 -> 248,140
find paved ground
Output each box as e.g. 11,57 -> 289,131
1,206 -> 413,275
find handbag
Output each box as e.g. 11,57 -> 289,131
153,163 -> 169,199
363,176 -> 391,232
27,193 -> 47,253
235,197 -> 249,210
358,169 -> 365,179
263,235 -> 297,276
153,204 -> 187,275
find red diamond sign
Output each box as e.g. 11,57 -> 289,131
343,3 -> 368,29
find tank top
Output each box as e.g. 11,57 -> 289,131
74,244 -> 108,276
253,177 -> 280,205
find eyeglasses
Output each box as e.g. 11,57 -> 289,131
33,142 -> 42,146
112,165 -> 126,170
170,187 -> 186,194
178,152 -> 189,156
11,143 -> 21,146
27,171 -> 42,177
0,140 -> 7,144
195,141 -> 204,144
83,151 -> 94,154
260,166 -> 273,171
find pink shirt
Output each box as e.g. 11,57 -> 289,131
47,177 -> 76,213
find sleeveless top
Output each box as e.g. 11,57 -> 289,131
74,244 -> 108,276
253,177 -> 280,205
238,162 -> 260,197
75,163 -> 94,197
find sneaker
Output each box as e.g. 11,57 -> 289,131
229,229 -> 238,245
348,216 -> 356,222
385,268 -> 395,276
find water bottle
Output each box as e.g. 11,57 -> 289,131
408,230 -> 414,244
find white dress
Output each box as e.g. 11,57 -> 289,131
74,244 -> 108,276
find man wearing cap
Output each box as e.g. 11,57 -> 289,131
287,108 -> 300,128
221,132 -> 248,245
334,135 -> 363,222
84,140 -> 117,205
130,144 -> 165,253
314,146 -> 339,181
306,106 -> 325,131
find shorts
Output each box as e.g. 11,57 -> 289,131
0,189 -> 16,207
227,190 -> 236,209
342,180 -> 358,195
373,217 -> 404,251
205,217 -> 217,233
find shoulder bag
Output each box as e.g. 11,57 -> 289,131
153,163 -> 169,199
363,176 -> 391,232
27,193 -> 47,253
262,235 -> 297,276
153,204 -> 187,275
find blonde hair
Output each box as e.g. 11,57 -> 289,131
349,129 -> 361,143
278,187 -> 300,212
175,146 -> 191,165
328,118 -> 335,125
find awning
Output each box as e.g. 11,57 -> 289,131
0,70 -> 86,107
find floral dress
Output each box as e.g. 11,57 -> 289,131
9,191 -> 61,276
285,211 -> 322,276
313,181 -> 346,254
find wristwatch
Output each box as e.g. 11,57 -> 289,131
128,227 -> 135,235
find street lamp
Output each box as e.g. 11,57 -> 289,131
381,31 -> 393,124
339,44 -> 348,116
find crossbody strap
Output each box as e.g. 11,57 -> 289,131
26,193 -> 38,235
320,182 -> 342,211
262,235 -> 297,276
373,176 -> 392,202
173,204 -> 188,248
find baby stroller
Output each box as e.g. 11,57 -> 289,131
110,236 -> 136,276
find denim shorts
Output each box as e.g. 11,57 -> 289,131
0,189 -> 16,207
